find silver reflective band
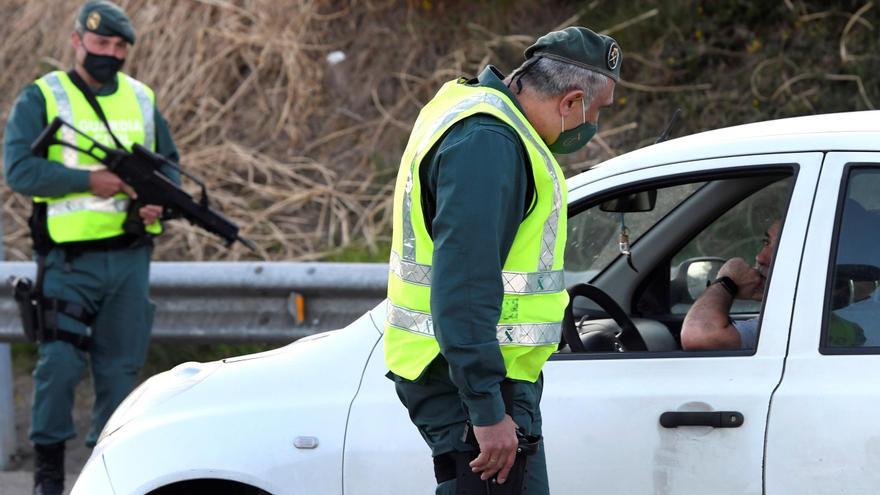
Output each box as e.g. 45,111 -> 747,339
386,303 -> 561,346
43,73 -> 79,169
126,75 -> 155,151
390,251 -> 564,294
386,303 -> 434,337
402,167 -> 417,261
47,196 -> 130,217
389,251 -> 432,286
398,89 -> 563,272
501,269 -> 565,294
496,322 -> 562,346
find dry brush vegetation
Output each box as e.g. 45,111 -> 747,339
0,0 -> 877,261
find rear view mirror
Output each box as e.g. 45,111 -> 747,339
600,190 -> 657,213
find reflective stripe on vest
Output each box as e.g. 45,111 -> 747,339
389,251 -> 564,294
47,196 -> 129,216
42,73 -> 81,169
387,303 -> 561,346
34,71 -> 160,243
384,79 -> 569,383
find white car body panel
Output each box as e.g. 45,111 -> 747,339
570,111 -> 880,192
765,151 -> 880,494
71,111 -> 880,494
76,312 -> 381,495
539,153 -> 821,494
343,310 -> 435,494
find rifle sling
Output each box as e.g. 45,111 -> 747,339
66,70 -> 126,150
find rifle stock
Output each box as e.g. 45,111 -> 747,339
31,117 -> 64,156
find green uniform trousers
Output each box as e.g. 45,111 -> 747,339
392,358 -> 550,495
30,245 -> 154,447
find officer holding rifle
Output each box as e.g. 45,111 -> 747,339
2,2 -> 179,493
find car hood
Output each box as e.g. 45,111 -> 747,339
92,305 -> 386,494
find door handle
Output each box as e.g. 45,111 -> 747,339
659,411 -> 744,428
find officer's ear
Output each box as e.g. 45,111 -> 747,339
557,89 -> 584,118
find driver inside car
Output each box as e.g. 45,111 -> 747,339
681,219 -> 865,350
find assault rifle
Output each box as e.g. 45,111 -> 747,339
32,117 -> 256,251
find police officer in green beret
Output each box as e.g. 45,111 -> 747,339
385,26 -> 621,494
2,1 -> 180,493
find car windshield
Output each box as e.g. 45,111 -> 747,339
565,182 -> 705,285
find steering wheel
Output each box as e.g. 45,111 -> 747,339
562,283 -> 648,353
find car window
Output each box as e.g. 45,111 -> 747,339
822,166 -> 880,350
669,178 -> 793,315
565,182 -> 704,286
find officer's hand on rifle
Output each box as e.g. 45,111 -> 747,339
89,169 -> 137,199
138,204 -> 163,225
470,414 -> 519,484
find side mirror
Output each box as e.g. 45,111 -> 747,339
672,257 -> 726,303
600,190 -> 657,213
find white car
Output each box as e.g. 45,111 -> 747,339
74,111 -> 880,495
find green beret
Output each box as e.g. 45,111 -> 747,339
525,27 -> 621,81
76,0 -> 135,45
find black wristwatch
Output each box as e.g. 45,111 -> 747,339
710,276 -> 739,298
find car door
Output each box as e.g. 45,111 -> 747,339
343,153 -> 822,495
765,153 -> 880,494
541,153 -> 822,495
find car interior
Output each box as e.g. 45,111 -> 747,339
557,167 -> 795,356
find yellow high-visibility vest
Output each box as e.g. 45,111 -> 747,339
385,78 -> 569,382
34,71 -> 161,243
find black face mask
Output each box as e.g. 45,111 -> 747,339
83,50 -> 125,84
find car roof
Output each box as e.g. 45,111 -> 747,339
569,110 -> 880,189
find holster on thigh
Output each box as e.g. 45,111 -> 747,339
442,378 -> 544,494
433,432 -> 541,495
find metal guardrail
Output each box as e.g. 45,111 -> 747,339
0,261 -> 389,344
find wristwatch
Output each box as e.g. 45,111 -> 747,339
710,276 -> 739,298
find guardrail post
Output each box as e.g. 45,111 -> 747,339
0,203 -> 16,469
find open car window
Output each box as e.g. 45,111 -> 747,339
668,178 -> 793,316
561,166 -> 797,357
565,182 -> 704,286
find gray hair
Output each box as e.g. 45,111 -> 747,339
515,57 -> 612,104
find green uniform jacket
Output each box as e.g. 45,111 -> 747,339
412,66 -> 536,426
3,73 -> 180,197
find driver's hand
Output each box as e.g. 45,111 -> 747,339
718,257 -> 764,300
470,415 -> 519,484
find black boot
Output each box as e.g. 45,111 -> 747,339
33,441 -> 65,495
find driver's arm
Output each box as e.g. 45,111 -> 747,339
681,282 -> 742,350
681,257 -> 763,350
